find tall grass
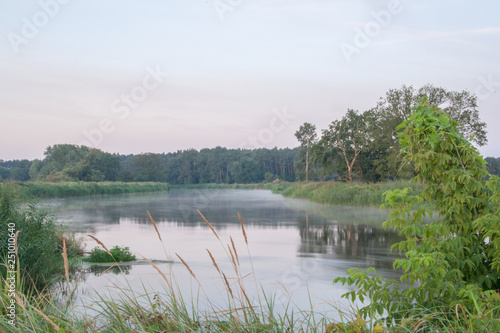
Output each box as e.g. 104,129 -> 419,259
0,185 -> 83,293
171,181 -> 425,207
268,181 -> 425,207
1,181 -> 169,200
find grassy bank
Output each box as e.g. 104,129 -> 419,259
171,181 -> 424,207
170,183 -> 263,190
267,181 -> 425,207
1,181 -> 169,199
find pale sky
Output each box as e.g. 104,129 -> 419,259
1,0 -> 499,160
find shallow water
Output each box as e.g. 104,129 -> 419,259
45,188 -> 402,317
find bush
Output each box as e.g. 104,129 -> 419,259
0,184 -> 74,291
87,245 -> 136,263
335,100 -> 500,330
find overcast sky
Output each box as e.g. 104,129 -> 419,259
1,0 -> 499,160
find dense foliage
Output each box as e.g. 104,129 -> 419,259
335,100 -> 500,330
87,246 -> 136,263
309,84 -> 490,182
0,185 -> 81,292
1,145 -> 298,184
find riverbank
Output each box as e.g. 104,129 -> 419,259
172,180 -> 425,207
267,180 -> 425,207
0,181 -> 170,199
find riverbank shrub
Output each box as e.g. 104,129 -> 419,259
335,100 -> 500,330
87,245 -> 136,263
0,185 -> 82,293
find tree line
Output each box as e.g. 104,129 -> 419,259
0,145 -> 297,184
2,84 -> 499,184
295,84 -> 496,182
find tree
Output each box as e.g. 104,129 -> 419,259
369,84 -> 488,180
318,109 -> 374,182
485,157 -> 500,177
9,160 -> 32,181
230,157 -> 262,183
132,153 -> 166,182
295,123 -> 317,181
335,100 -> 500,329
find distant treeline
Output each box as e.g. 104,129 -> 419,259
2,84 -> 499,184
0,145 -> 298,184
2,144 -> 499,185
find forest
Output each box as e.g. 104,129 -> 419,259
1,84 -> 499,184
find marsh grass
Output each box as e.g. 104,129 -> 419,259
2,181 -> 169,200
268,180 -> 426,207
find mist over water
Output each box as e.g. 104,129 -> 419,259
45,189 -> 403,315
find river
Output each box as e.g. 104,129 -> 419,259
44,188 -> 402,317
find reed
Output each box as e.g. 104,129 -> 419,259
86,235 -> 112,257
268,180 -> 426,207
2,181 -> 169,200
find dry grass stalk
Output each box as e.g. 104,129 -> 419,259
206,249 -> 221,275
176,253 -> 197,280
222,272 -> 234,298
31,306 -> 60,332
197,209 -> 219,240
139,254 -> 172,290
86,235 -> 112,257
61,239 -> 70,285
98,264 -> 118,276
227,244 -> 237,269
13,289 -> 26,310
455,303 -> 467,320
83,315 -> 97,332
230,236 -> 239,266
237,279 -> 253,309
238,213 -> 247,245
147,210 -> 162,241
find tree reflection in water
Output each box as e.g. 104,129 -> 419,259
297,212 -> 403,271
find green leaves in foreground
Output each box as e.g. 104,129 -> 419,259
335,98 -> 500,329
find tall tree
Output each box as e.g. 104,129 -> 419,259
295,122 -> 318,181
318,110 -> 374,182
369,84 -> 488,180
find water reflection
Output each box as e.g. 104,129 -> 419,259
45,189 -> 403,313
87,264 -> 132,276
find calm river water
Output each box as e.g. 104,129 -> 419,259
45,189 -> 402,316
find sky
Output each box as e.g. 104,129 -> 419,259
0,0 -> 499,161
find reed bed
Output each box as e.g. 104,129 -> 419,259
268,180 -> 425,207
1,181 -> 169,200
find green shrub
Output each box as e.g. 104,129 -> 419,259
0,184 -> 76,292
87,245 -> 136,263
335,99 -> 500,330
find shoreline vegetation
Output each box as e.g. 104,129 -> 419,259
1,179 -> 424,209
0,181 -> 170,200
172,180 -> 425,208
